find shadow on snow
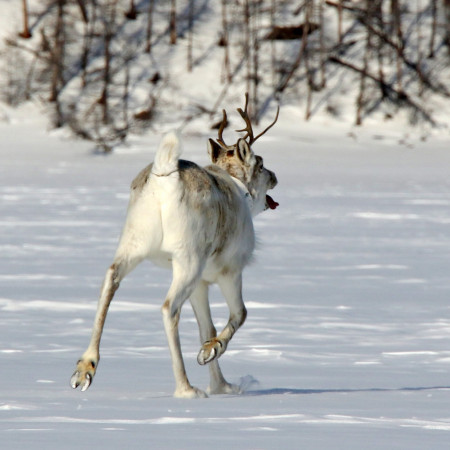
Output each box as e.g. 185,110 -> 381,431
244,386 -> 450,396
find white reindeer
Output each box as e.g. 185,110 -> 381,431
71,95 -> 279,398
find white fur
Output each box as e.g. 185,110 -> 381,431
71,132 -> 277,398
152,131 -> 181,176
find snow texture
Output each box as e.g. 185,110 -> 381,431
1,102 -> 450,449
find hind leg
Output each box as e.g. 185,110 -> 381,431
190,281 -> 240,395
71,255 -> 142,391
161,259 -> 207,398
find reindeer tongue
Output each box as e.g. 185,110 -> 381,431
266,195 -> 279,210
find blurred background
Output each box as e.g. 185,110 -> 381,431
1,0 -> 449,151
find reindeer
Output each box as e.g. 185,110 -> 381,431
70,94 -> 279,398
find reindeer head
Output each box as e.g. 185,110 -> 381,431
207,94 -> 279,216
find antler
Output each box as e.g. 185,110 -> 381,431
216,109 -> 235,150
236,93 -> 254,143
236,92 -> 280,145
253,105 -> 279,143
216,93 -> 279,149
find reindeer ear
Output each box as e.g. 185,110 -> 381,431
208,139 -> 223,163
237,138 -> 252,163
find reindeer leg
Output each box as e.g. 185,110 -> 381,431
161,259 -> 207,398
197,271 -> 246,368
190,281 -> 240,395
71,256 -> 140,391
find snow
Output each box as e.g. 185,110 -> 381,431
2,0 -> 450,446
1,100 -> 450,449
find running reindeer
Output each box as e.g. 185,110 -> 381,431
71,94 -> 279,398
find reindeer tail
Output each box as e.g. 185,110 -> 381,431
153,132 -> 182,176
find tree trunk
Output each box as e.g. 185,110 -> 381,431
169,0 -> 177,45
356,1 -> 372,125
19,0 -> 32,39
101,30 -> 111,124
390,0 -> 403,92
50,0 -> 65,128
251,0 -> 260,121
416,0 -> 424,96
243,0 -> 251,101
81,1 -> 97,87
337,0 -> 343,43
49,0 -> 65,108
304,0 -> 313,120
187,0 -> 194,71
100,2 -> 117,125
319,0 -> 326,88
428,0 -> 437,57
123,58 -> 130,130
374,0 -> 385,92
444,0 -> 450,52
221,0 -> 231,83
76,0 -> 89,23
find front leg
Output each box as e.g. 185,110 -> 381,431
71,262 -> 123,391
197,272 -> 246,367
190,281 -> 240,395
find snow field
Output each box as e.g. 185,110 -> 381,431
1,107 -> 450,448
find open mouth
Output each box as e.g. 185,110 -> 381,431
266,194 -> 279,210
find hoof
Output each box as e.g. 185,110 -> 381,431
197,338 -> 226,365
174,386 -> 208,399
208,382 -> 241,395
70,358 -> 97,392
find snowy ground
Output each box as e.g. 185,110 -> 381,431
1,105 -> 450,449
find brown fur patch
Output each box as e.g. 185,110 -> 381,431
131,163 -> 153,192
176,160 -> 251,264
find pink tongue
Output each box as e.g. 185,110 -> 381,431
266,194 -> 279,210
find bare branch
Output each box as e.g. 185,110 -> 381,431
329,55 -> 436,125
